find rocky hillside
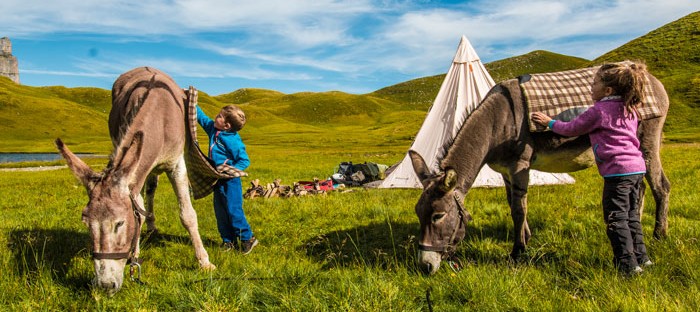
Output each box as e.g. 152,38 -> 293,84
0,37 -> 20,84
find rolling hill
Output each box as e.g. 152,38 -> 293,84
1,11 -> 698,153
0,78 -> 111,152
369,50 -> 590,110
593,11 -> 700,141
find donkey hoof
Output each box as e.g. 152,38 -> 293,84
653,228 -> 667,240
201,262 -> 217,271
144,228 -> 159,238
510,246 -> 526,260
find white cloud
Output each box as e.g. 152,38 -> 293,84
21,69 -> 114,78
368,0 -> 699,74
203,41 -> 354,73
71,52 -> 318,81
3,0 -> 699,93
1,0 -> 373,44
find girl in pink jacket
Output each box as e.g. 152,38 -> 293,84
532,62 -> 652,276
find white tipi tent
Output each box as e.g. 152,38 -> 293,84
378,35 -> 574,188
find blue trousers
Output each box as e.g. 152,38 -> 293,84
602,174 -> 648,271
213,177 -> 253,242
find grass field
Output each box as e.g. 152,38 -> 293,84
1,142 -> 698,311
1,12 -> 698,310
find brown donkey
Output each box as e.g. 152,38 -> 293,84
56,67 -> 215,295
410,68 -> 670,275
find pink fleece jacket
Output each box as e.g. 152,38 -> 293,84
548,97 -> 646,177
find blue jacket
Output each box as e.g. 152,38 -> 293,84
196,106 -> 250,170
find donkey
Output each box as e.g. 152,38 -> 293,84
56,67 -> 215,295
410,70 -> 670,275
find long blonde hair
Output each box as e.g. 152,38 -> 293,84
597,61 -> 647,117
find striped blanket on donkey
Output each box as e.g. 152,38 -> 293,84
184,86 -> 247,199
522,62 -> 663,132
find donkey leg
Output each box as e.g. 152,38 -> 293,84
645,157 -> 670,239
122,192 -> 147,260
639,119 -> 671,239
166,156 -> 215,270
506,168 -> 531,260
504,175 -> 532,243
637,179 -> 646,222
143,173 -> 159,234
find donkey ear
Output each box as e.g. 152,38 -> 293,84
56,138 -> 100,191
111,131 -> 144,181
439,168 -> 458,193
409,150 -> 431,188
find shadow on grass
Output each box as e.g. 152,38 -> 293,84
460,217 -> 551,264
301,217 -> 551,272
139,229 -> 219,249
7,227 -> 219,293
8,228 -> 92,291
301,221 -> 419,271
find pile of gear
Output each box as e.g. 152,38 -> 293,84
330,161 -> 388,186
244,178 -> 340,199
242,162 -> 388,200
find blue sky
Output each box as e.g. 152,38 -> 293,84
2,1 -> 698,95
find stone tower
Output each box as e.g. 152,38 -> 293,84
0,37 -> 20,84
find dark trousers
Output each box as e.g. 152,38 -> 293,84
602,174 -> 648,271
213,177 -> 253,243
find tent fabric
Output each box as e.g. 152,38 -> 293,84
377,35 -> 575,188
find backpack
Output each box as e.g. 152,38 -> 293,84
337,162 -> 354,179
352,162 -> 381,183
332,161 -> 384,186
332,162 -> 358,186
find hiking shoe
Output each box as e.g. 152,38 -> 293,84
622,265 -> 643,277
631,266 -> 644,275
222,241 -> 237,252
240,237 -> 258,255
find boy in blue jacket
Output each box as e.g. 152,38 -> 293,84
196,104 -> 257,254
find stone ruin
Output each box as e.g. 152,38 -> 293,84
0,37 -> 20,84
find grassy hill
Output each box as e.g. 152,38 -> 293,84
593,11 -> 700,142
1,12 -> 699,153
487,50 -> 590,82
369,50 -> 590,111
215,88 -> 285,104
0,77 -> 111,152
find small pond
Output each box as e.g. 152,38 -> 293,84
0,153 -> 105,163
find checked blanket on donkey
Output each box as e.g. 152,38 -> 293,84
184,86 -> 247,199
522,62 -> 663,132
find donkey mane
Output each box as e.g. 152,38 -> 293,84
107,68 -> 183,170
113,80 -> 181,144
437,84 -> 513,170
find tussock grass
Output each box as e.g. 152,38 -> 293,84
0,143 -> 698,310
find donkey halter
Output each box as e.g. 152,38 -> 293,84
91,194 -> 149,282
417,193 -> 469,258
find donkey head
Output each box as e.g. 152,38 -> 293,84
409,150 -> 472,275
56,132 -> 145,295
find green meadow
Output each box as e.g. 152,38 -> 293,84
0,11 -> 699,312
1,143 -> 699,310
